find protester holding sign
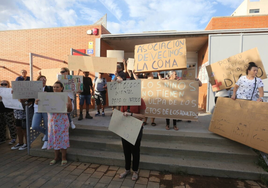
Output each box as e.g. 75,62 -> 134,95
60,67 -> 76,129
0,80 -> 17,145
119,99 -> 146,181
231,62 -> 264,102
32,75 -> 53,150
93,73 -> 107,116
15,69 -> 30,81
77,69 -> 93,120
46,81 -> 72,166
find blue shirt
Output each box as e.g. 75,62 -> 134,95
15,76 -> 30,81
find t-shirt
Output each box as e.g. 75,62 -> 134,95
236,76 -> 264,101
121,99 -> 146,114
15,76 -> 30,81
81,77 -> 92,95
94,77 -> 107,92
118,71 -> 127,80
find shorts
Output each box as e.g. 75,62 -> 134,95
79,95 -> 91,106
15,119 -> 27,129
95,91 -> 106,106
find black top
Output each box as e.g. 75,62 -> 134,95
118,71 -> 127,80
0,101 -> 12,113
81,77 -> 93,95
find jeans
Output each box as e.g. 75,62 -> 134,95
31,112 -> 48,141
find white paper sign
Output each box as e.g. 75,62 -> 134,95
38,92 -> 68,113
57,75 -> 83,92
127,58 -> 135,71
108,109 -> 142,145
107,50 -> 124,62
12,81 -> 43,99
0,88 -> 23,110
198,61 -> 208,84
107,80 -> 141,106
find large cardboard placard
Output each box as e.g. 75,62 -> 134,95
57,75 -> 83,92
134,39 -> 187,73
141,80 -> 199,120
109,109 -> 143,145
107,80 -> 141,106
127,58 -> 135,71
206,48 -> 267,92
38,92 -> 68,113
68,56 -> 117,74
41,68 -> 61,86
107,50 -> 124,62
209,97 -> 268,154
12,81 -> 43,99
0,88 -> 23,110
181,68 -> 196,80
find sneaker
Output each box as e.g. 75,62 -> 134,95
71,121 -> 76,129
41,141 -> 48,150
8,139 -> 16,145
11,143 -> 23,150
85,113 -> 93,119
18,144 -> 27,151
102,112 -> 105,116
95,111 -> 100,116
78,114 -> 83,121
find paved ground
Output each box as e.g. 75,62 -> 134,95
0,141 -> 267,188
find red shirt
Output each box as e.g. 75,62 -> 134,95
121,98 -> 146,114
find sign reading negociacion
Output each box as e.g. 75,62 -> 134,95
134,39 -> 187,72
141,80 -> 199,121
107,80 -> 141,106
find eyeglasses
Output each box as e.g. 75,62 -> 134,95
60,71 -> 66,74
1,83 -> 8,86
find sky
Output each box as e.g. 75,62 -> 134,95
0,0 -> 244,34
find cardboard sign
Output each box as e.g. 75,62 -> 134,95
38,92 -> 67,113
206,48 -> 267,91
109,109 -> 143,145
127,58 -> 135,71
134,39 -> 187,73
12,81 -> 43,99
209,97 -> 268,154
41,68 -> 61,86
0,88 -> 23,110
68,56 -> 117,74
107,50 -> 124,62
107,80 -> 141,106
57,75 -> 83,92
141,79 -> 199,120
182,68 -> 195,80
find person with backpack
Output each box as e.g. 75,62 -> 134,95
93,73 -> 107,116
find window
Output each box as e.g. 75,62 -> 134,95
249,9 -> 260,13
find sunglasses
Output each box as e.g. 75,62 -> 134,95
60,71 -> 66,74
1,83 -> 8,86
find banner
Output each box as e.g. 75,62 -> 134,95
12,81 -> 43,99
127,58 -> 135,71
206,48 -> 267,91
68,56 -> 117,74
38,92 -> 68,113
141,79 -> 199,120
109,109 -> 143,145
41,68 -> 61,86
107,50 -> 124,62
57,75 -> 83,92
134,39 -> 187,73
209,98 -> 268,154
182,67 -> 196,80
0,88 -> 23,110
107,80 -> 141,106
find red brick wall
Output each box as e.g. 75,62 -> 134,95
0,25 -> 109,83
197,41 -> 209,110
205,15 -> 268,30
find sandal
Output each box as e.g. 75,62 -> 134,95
132,172 -> 139,181
49,160 -> 58,166
119,170 -> 130,179
151,122 -> 156,126
173,125 -> 179,131
165,125 -> 170,130
61,160 -> 68,166
143,122 -> 147,126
